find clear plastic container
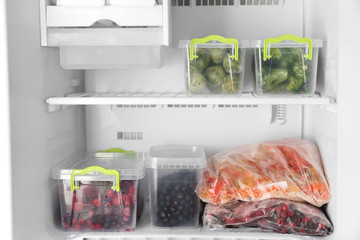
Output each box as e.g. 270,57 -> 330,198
146,146 -> 206,228
184,35 -> 248,95
253,35 -> 323,96
51,152 -> 146,232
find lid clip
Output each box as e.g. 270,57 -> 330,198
71,166 -> 120,192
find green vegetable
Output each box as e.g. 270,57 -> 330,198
204,65 -> 226,85
223,55 -> 242,74
209,48 -> 228,64
291,61 -> 308,79
222,74 -> 241,94
262,67 -> 288,93
189,53 -> 211,73
268,48 -> 282,60
207,83 -> 223,94
189,72 -> 207,93
286,75 -> 304,92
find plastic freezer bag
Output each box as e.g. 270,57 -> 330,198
203,199 -> 333,236
196,139 -> 330,207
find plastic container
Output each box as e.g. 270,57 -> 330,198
253,35 -> 323,96
56,0 -> 105,6
146,146 -> 206,228
51,151 -> 146,232
184,35 -> 248,95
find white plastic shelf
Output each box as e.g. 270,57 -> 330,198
64,203 -> 302,240
46,92 -> 335,106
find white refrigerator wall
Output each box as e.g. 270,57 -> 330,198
6,0 -> 86,239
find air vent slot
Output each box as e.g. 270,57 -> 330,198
117,132 -> 143,140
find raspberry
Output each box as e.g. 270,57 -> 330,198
112,195 -> 121,206
92,198 -> 100,207
72,219 -> 77,225
107,189 -> 114,198
123,207 -> 131,217
124,199 -> 131,207
78,219 -> 84,225
74,224 -> 82,230
86,220 -> 92,226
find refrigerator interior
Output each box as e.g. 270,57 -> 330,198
6,0 -> 349,239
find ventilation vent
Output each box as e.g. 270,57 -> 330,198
217,104 -> 258,108
117,105 -> 157,108
117,132 -> 143,140
167,104 -> 208,108
172,0 -> 283,6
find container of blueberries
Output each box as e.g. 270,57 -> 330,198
51,151 -> 146,232
147,146 -> 206,228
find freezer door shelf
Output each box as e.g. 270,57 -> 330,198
65,204 -> 302,240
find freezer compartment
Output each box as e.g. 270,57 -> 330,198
52,152 -> 146,232
147,146 -> 206,228
184,36 -> 247,95
253,36 -> 323,96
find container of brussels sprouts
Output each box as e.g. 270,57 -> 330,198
184,35 -> 247,95
253,35 -> 323,96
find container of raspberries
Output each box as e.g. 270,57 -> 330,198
51,151 -> 146,232
253,35 -> 323,96
147,146 -> 206,228
183,35 -> 248,95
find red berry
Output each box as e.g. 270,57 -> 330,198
281,204 -> 288,212
125,199 -> 131,207
112,195 -> 121,206
63,223 -> 70,229
125,228 -> 131,232
291,222 -> 297,228
78,219 -> 84,225
280,211 -> 287,219
95,223 -> 102,229
86,220 -> 92,226
122,195 -> 129,202
129,185 -> 135,193
73,202 -> 83,212
90,224 -> 96,230
304,216 -> 310,223
88,210 -> 94,218
74,224 -> 82,230
92,198 -> 100,207
287,210 -> 294,217
317,223 -> 325,231
72,219 -> 77,225
298,217 -> 303,224
123,207 -> 131,217
300,229 -> 306,234
123,215 -> 129,221
107,189 -> 114,198
277,219 -> 283,225
243,216 -> 250,222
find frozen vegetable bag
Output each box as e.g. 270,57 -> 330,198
51,151 -> 146,232
254,35 -> 323,95
203,199 -> 333,236
196,138 -> 331,207
185,35 -> 247,95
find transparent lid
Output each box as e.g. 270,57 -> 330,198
179,40 -> 250,48
52,152 -> 146,180
147,146 -> 206,169
250,39 -> 323,48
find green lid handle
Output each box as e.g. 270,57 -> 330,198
263,34 -> 313,61
97,148 -> 135,156
71,166 -> 120,192
190,35 -> 239,61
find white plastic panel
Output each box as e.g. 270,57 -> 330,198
46,6 -> 163,27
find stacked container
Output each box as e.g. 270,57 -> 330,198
253,35 -> 323,96
51,151 -> 146,232
184,35 -> 248,95
147,146 -> 206,228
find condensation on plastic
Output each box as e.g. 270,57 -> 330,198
184,41 -> 247,95
196,138 -> 331,207
203,199 -> 334,236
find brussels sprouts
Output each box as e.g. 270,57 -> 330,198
189,72 -> 207,93
222,74 -> 241,94
223,55 -> 242,74
207,83 -> 223,94
209,48 -> 228,64
204,65 -> 226,85
189,53 -> 211,73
